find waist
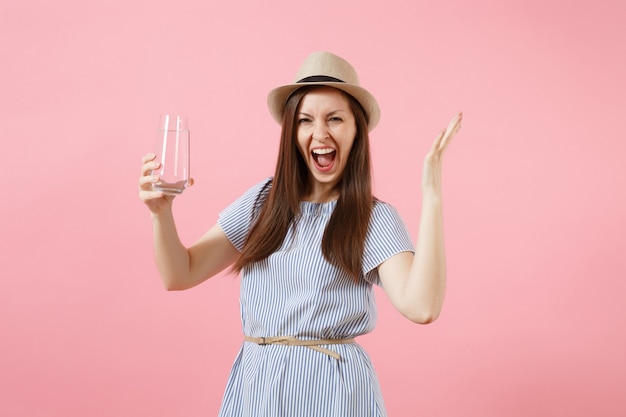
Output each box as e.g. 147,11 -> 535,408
243,335 -> 356,360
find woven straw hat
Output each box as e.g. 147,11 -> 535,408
267,51 -> 380,131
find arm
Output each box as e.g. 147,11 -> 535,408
378,112 -> 462,324
151,212 -> 239,291
139,153 -> 239,291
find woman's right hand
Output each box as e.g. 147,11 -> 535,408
138,153 -> 175,214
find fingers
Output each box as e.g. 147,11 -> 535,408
139,189 -> 165,203
442,111 -> 462,144
138,172 -> 160,190
138,153 -> 178,212
447,111 -> 463,138
435,111 -> 463,153
142,152 -> 156,163
139,153 -> 161,194
141,154 -> 161,177
448,111 -> 463,128
430,129 -> 447,157
138,171 -> 169,209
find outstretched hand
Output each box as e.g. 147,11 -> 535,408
422,112 -> 463,194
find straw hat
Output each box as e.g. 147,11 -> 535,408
267,51 -> 381,131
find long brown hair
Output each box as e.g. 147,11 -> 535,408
233,86 -> 373,280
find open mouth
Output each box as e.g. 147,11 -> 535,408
312,148 -> 336,169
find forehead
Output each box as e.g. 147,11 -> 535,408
298,87 -> 351,111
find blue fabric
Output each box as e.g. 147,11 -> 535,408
217,178 -> 414,416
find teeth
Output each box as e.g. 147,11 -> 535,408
312,148 -> 335,155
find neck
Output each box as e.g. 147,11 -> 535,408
302,184 -> 339,203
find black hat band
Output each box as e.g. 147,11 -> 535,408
297,75 -> 345,84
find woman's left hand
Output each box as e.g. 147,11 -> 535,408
422,111 -> 463,194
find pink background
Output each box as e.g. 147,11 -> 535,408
2,0 -> 625,416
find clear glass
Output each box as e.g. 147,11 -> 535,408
152,114 -> 190,195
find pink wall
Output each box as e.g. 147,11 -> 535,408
2,0 -> 625,415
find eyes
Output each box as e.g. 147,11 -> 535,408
298,116 -> 344,125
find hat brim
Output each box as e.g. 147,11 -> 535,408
267,82 -> 380,132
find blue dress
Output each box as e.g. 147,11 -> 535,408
217,178 -> 414,416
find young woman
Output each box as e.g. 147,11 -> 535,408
139,51 -> 462,416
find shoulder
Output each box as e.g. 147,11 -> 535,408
367,198 -> 412,242
233,177 -> 273,206
362,198 -> 414,278
371,198 -> 401,221
219,177 -> 272,218
218,177 -> 273,250
243,176 -> 273,197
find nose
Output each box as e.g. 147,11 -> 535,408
311,121 -> 329,142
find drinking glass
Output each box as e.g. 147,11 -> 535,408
153,114 -> 190,195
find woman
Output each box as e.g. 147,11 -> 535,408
139,51 -> 462,416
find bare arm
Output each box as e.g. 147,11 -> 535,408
139,153 -> 239,290
378,112 -> 462,324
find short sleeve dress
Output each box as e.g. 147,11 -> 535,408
217,178 -> 415,417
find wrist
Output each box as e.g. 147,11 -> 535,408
421,189 -> 443,203
151,206 -> 174,222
